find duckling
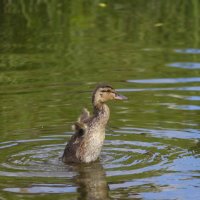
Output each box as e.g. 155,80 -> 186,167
62,84 -> 127,163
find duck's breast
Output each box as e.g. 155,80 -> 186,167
77,125 -> 105,163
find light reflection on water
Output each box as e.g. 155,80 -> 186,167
174,48 -> 200,54
168,62 -> 200,69
0,127 -> 199,198
1,77 -> 200,200
127,77 -> 200,84
117,86 -> 200,92
1,75 -> 200,199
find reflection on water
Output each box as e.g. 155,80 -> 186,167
128,77 -> 200,84
74,162 -> 110,200
0,129 -> 199,199
0,0 -> 200,200
168,62 -> 200,69
3,160 -> 111,200
117,86 -> 200,92
3,184 -> 76,194
162,103 -> 200,111
175,48 -> 200,54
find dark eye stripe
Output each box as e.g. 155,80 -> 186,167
101,90 -> 114,93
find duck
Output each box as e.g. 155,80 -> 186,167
62,84 -> 127,163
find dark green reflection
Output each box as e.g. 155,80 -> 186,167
0,1 -> 200,200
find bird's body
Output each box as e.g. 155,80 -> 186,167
62,84 -> 127,163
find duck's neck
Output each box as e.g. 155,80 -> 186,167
93,103 -> 110,126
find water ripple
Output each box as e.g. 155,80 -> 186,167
162,103 -> 200,111
168,62 -> 200,69
127,77 -> 200,84
0,132 -> 198,195
118,86 -> 200,92
174,48 -> 200,54
3,184 -> 76,194
167,94 -> 200,101
118,127 -> 200,139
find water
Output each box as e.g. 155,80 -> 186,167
0,1 -> 200,199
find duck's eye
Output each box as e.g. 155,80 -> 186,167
101,89 -> 112,93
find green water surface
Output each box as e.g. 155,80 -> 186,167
0,1 -> 200,200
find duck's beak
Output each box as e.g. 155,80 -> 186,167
114,93 -> 128,100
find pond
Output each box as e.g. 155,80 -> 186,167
0,1 -> 200,199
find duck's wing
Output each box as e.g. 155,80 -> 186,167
78,108 -> 90,123
63,121 -> 87,159
70,108 -> 90,137
66,108 -> 90,149
71,121 -> 87,137
62,109 -> 90,162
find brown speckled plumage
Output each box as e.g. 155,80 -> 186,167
62,84 -> 127,163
